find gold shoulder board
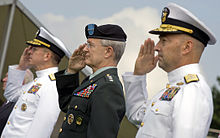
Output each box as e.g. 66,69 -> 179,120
184,74 -> 199,84
49,74 -> 56,81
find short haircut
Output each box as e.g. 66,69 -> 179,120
43,48 -> 61,65
101,39 -> 126,63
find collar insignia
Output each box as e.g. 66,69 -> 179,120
49,73 -> 56,81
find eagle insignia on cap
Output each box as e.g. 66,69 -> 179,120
35,30 -> 40,37
162,7 -> 170,22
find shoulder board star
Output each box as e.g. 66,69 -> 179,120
184,74 -> 199,84
49,73 -> 56,81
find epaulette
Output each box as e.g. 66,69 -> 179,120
48,73 -> 56,81
184,74 -> 199,84
106,74 -> 113,82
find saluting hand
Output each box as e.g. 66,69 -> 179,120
67,44 -> 86,74
134,38 -> 158,75
17,46 -> 32,70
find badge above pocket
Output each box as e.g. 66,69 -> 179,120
74,84 -> 97,98
159,87 -> 180,101
27,83 -> 42,94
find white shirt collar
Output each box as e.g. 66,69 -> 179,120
36,67 -> 58,78
168,63 -> 201,84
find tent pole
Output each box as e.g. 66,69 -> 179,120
0,0 -> 16,78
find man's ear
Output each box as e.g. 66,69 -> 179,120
44,51 -> 52,61
104,46 -> 114,58
182,40 -> 193,55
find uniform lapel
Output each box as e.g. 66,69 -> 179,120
73,68 -> 117,93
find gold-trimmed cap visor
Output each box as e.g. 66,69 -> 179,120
150,24 -> 193,34
26,35 -> 65,58
149,3 -> 216,46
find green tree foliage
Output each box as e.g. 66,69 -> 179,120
211,76 -> 220,129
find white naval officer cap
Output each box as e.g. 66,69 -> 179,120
149,3 -> 217,46
26,27 -> 71,58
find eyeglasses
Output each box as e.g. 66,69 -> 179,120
85,42 -> 95,48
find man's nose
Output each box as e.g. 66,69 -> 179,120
154,44 -> 160,52
83,45 -> 89,52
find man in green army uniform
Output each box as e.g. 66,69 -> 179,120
55,24 -> 127,138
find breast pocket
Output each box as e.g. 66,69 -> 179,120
19,93 -> 40,118
150,101 -> 172,117
142,101 -> 172,138
63,96 -> 89,133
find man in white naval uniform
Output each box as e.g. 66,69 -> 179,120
122,3 -> 217,138
1,27 -> 71,138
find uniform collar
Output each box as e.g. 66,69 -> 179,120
89,66 -> 116,80
168,63 -> 201,84
36,67 -> 58,78
74,68 -> 118,93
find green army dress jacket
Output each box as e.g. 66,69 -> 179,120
55,68 -> 125,138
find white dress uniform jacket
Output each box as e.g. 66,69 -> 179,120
122,64 -> 213,138
1,65 -> 60,138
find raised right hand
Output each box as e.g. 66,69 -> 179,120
133,38 -> 158,75
67,44 -> 86,74
17,46 -> 32,70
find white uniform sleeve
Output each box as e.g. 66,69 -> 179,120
172,82 -> 213,138
4,65 -> 26,102
26,82 -> 60,138
122,72 -> 149,128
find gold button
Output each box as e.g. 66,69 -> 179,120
64,117 -> 66,121
21,103 -> 27,111
23,91 -> 26,94
166,84 -> 170,88
59,128 -> 62,133
34,79 -> 37,82
141,122 -> 144,127
76,116 -> 83,125
151,102 -> 155,107
74,105 -> 78,109
106,74 -> 110,76
7,121 -> 10,125
176,82 -> 184,85
143,110 -> 146,112
90,80 -> 93,82
14,105 -> 17,109
155,109 -> 159,112
67,114 -> 74,125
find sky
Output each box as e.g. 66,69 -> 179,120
18,0 -> 220,98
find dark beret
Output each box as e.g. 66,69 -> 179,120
85,24 -> 127,42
